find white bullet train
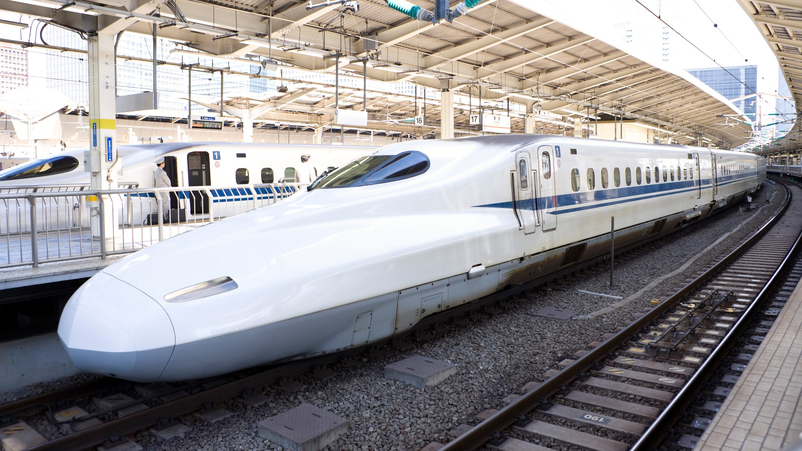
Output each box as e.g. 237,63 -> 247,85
0,142 -> 374,231
57,135 -> 765,382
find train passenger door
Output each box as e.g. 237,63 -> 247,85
711,154 -> 718,198
515,151 -> 537,235
187,151 -> 211,214
538,146 -> 557,231
692,153 -> 701,199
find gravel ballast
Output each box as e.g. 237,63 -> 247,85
1,181 -> 784,451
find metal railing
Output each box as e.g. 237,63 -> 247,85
0,183 -> 301,269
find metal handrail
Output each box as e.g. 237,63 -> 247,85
0,182 -> 303,269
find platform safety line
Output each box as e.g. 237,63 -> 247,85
574,184 -> 778,321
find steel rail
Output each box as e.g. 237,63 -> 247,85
632,183 -> 802,449
440,181 -> 792,451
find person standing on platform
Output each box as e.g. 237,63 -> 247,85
295,154 -> 314,184
154,157 -> 171,219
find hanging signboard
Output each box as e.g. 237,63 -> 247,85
482,114 -> 511,134
191,115 -> 223,130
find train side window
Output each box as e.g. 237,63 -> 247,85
654,166 -> 659,183
645,166 -> 651,184
635,167 -> 642,185
261,168 -> 274,183
601,168 -> 608,189
571,168 -> 580,192
613,168 -> 620,187
670,168 -> 675,181
519,159 -> 529,190
541,152 -> 551,179
663,168 -> 668,182
625,167 -> 632,186
677,166 -> 681,179
683,168 -> 688,180
689,167 -> 693,179
235,168 -> 249,184
587,168 -> 595,190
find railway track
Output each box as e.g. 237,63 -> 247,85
437,179 -> 802,451
0,181 -> 790,451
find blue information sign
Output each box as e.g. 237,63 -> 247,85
213,151 -> 221,160
92,123 -> 97,147
555,145 -> 561,158
106,137 -> 113,162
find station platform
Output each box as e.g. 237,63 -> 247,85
695,276 -> 802,450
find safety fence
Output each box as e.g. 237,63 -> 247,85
0,183 -> 301,269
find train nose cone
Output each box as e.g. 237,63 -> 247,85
58,272 -> 175,382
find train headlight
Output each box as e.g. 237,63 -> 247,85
164,276 -> 238,303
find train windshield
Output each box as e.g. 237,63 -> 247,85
308,151 -> 430,190
0,155 -> 80,181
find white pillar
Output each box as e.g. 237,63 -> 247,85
242,115 -> 254,143
87,31 -> 118,240
573,118 -> 583,138
313,126 -> 324,145
440,86 -> 454,139
524,113 -> 536,134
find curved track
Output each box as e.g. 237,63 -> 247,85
0,181 -> 792,451
438,179 -> 802,450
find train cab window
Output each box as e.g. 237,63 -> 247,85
670,168 -> 675,181
261,168 -> 274,183
587,168 -> 595,190
645,166 -> 652,184
614,168 -> 620,187
235,168 -> 249,184
285,167 -> 296,182
571,169 -> 580,192
0,155 -> 80,181
519,159 -> 529,190
635,167 -> 642,185
308,151 -> 430,190
541,152 -> 551,179
601,168 -> 608,189
625,167 -> 632,186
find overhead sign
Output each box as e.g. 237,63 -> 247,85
335,109 -> 368,127
192,118 -> 223,130
414,115 -> 424,126
469,114 -> 481,125
482,114 -> 511,134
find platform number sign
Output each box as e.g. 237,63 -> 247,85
469,114 -> 481,125
414,115 -> 424,126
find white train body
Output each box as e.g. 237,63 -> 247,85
0,142 -> 374,232
57,135 -> 765,382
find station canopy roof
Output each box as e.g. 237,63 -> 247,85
739,0 -> 802,156
0,0 -> 758,147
